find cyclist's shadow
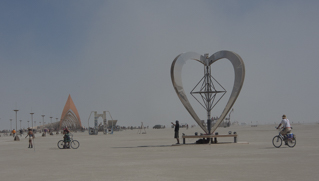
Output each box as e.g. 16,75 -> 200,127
49,147 -> 61,150
263,146 -> 289,149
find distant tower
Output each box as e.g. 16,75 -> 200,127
59,94 -> 82,130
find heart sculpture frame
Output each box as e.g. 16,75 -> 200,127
171,50 -> 245,134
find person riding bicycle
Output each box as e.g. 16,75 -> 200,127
63,126 -> 71,148
277,114 -> 292,144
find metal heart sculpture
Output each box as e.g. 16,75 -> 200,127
171,50 -> 245,134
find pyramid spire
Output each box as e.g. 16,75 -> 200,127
59,94 -> 82,130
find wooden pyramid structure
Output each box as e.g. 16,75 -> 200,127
59,94 -> 82,130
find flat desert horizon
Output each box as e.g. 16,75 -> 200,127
1,124 -> 318,181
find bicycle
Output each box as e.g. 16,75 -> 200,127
272,127 -> 296,148
57,133 -> 80,149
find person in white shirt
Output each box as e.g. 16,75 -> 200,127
277,114 -> 292,136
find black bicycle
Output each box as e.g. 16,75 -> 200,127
272,127 -> 296,148
57,133 -> 80,149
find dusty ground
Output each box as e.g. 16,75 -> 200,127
0,124 -> 318,181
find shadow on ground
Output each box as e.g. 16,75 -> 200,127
112,145 -> 173,148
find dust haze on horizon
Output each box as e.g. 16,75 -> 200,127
1,1 -> 319,130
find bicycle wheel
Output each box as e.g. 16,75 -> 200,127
57,140 -> 65,149
287,135 -> 296,148
272,136 -> 282,148
70,140 -> 80,149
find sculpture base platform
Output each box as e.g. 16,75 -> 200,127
182,134 -> 238,144
172,142 -> 249,146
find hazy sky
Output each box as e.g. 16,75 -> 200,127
1,0 -> 319,130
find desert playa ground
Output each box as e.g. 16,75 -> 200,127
1,124 -> 318,181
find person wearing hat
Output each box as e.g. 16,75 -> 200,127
171,120 -> 180,144
277,115 -> 291,144
25,128 -> 35,148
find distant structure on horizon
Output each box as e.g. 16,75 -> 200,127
59,94 -> 82,130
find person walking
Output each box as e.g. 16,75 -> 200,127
171,120 -> 180,144
25,128 -> 35,148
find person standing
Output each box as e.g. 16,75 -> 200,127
25,128 -> 35,148
171,120 -> 180,144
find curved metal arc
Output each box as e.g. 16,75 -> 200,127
171,52 -> 208,133
60,110 -> 81,129
208,51 -> 245,133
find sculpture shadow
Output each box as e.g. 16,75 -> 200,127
113,145 -> 172,149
